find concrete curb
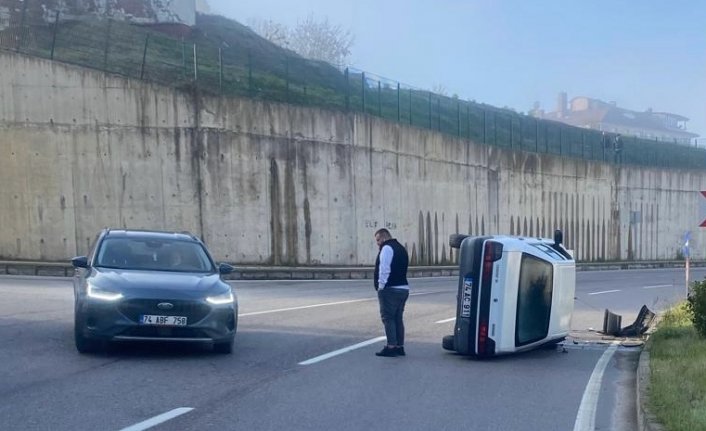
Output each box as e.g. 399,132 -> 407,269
0,260 -> 703,280
636,350 -> 665,431
1,260 -> 704,279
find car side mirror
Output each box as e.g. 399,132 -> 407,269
72,256 -> 89,268
218,263 -> 234,275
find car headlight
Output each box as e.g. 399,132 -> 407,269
87,284 -> 124,301
206,291 -> 234,305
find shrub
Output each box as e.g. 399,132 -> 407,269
687,277 -> 706,337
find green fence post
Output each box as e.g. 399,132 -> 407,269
397,82 -> 400,122
428,92 -> 432,129
15,0 -> 28,52
285,56 -> 290,103
361,72 -> 366,113
510,114 -> 514,149
378,80 -> 381,117
437,98 -> 441,131
219,47 -> 223,93
140,35 -> 150,80
50,10 -> 60,60
102,19 -> 112,70
181,38 -> 186,79
248,49 -> 253,95
457,99 -> 461,137
344,68 -> 350,111
193,43 -> 198,82
535,118 -> 539,152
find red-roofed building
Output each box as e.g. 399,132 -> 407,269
531,92 -> 698,145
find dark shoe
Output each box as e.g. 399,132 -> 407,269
375,346 -> 399,357
395,346 -> 406,356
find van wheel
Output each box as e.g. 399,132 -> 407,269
442,335 -> 455,351
449,234 -> 469,249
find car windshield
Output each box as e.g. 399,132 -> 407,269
95,237 -> 215,273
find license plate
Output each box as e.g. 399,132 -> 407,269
140,315 -> 187,326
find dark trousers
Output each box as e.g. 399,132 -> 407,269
378,288 -> 409,346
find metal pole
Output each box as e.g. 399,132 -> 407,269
483,108 -> 487,144
408,88 -> 412,125
50,10 -> 60,60
140,34 -> 150,80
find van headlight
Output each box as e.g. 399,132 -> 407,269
87,284 -> 124,301
206,291 -> 234,305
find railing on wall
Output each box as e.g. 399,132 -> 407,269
1,0 -> 705,169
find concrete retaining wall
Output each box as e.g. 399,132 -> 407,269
1,51 -> 705,265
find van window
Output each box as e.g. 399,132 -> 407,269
515,253 -> 553,346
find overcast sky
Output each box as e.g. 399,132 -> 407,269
206,0 -> 706,138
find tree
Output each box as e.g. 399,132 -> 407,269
249,14 -> 354,66
247,18 -> 290,48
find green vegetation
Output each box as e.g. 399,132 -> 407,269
1,9 -> 705,169
649,279 -> 706,430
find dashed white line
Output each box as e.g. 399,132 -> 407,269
587,289 -> 621,296
435,317 -> 456,324
299,336 -> 387,365
118,407 -> 193,431
240,291 -> 440,317
643,284 -> 672,289
573,342 -> 618,431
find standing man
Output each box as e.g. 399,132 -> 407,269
373,228 -> 410,357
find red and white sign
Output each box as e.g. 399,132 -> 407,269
700,191 -> 706,227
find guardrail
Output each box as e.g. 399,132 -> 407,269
1,260 -> 703,280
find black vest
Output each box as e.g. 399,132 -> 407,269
374,239 -> 409,290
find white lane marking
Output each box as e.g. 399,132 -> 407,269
435,317 -> 456,324
572,342 -> 618,431
240,291 -> 439,317
299,336 -> 387,365
587,289 -> 621,295
643,284 -> 672,289
119,407 -> 194,431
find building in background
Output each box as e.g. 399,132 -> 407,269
530,92 -> 698,145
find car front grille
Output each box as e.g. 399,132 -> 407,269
118,299 -> 211,323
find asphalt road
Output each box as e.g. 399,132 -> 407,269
1,268 -> 701,431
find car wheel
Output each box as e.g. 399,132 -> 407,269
74,321 -> 100,354
442,335 -> 455,351
214,338 -> 234,354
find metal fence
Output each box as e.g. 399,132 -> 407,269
1,0 -> 704,169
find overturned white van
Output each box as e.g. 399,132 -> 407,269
442,231 -> 575,358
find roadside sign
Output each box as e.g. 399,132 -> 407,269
700,191 -> 706,227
